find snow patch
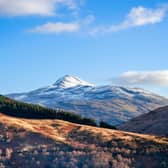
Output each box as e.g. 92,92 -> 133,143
54,75 -> 94,88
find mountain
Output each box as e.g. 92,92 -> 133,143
0,94 -> 168,167
119,106 -> 168,136
7,75 -> 168,125
0,113 -> 168,168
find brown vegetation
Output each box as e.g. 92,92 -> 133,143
0,113 -> 168,168
119,106 -> 168,136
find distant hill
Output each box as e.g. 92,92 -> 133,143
0,114 -> 168,168
119,106 -> 168,136
7,75 -> 168,125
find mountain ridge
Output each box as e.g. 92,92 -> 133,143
7,75 -> 168,125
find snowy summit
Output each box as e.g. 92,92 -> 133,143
54,75 -> 94,88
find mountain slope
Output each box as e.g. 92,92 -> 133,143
0,113 -> 168,168
119,106 -> 168,136
7,75 -> 168,125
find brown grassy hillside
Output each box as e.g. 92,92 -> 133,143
119,106 -> 168,137
0,113 -> 168,168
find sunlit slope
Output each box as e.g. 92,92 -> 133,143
0,114 -> 168,168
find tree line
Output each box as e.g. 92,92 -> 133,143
0,95 -> 116,129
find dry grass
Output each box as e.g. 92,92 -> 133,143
0,113 -> 168,168
0,113 -> 167,145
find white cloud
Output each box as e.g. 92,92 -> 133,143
113,70 -> 168,86
0,0 -> 81,16
90,5 -> 168,34
29,22 -> 80,33
28,15 -> 94,34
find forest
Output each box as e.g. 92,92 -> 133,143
0,95 -> 116,129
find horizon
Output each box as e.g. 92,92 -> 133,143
1,0 -> 168,97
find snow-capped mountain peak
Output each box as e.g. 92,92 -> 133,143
7,75 -> 168,126
53,75 -> 94,88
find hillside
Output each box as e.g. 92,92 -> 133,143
7,75 -> 168,125
0,95 -> 97,127
119,106 -> 168,137
0,114 -> 168,168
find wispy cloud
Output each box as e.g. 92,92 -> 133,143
0,0 -> 81,16
2,1 -> 167,35
91,5 -> 168,34
113,70 -> 168,86
28,15 -> 94,34
29,22 -> 80,33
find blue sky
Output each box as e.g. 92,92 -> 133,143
1,0 -> 168,97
